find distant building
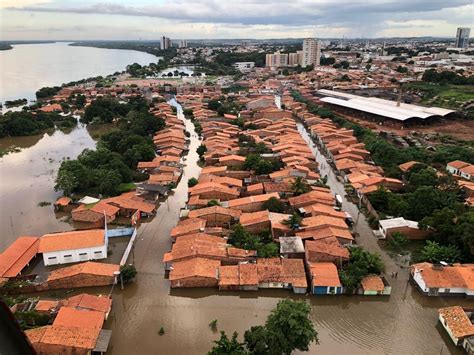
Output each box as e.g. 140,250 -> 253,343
160,36 -> 171,50
265,52 -> 289,67
178,40 -> 188,48
455,27 -> 470,49
241,40 -> 250,48
302,38 -> 321,68
233,61 -> 255,72
288,51 -> 302,66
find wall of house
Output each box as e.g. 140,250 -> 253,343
170,276 -> 218,288
45,274 -> 116,290
312,286 -> 342,295
42,245 -> 107,266
439,313 -> 461,345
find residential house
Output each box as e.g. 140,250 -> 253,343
359,275 -> 391,295
411,262 -> 474,297
279,237 -> 305,259
187,206 -> 241,227
379,217 -> 429,240
256,258 -> 307,294
0,236 -> 39,278
305,239 -> 350,266
218,263 -> 259,291
227,193 -> 280,212
309,262 -> 343,295
438,306 -> 474,347
169,257 -> 220,288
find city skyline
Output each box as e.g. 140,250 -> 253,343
0,0 -> 472,41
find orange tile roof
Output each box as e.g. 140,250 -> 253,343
54,307 -> 104,330
438,306 -> 474,339
39,229 -> 105,253
188,206 -> 242,219
170,218 -> 207,239
305,239 -> 350,259
169,257 -> 220,281
310,262 -> 342,287
227,193 -> 280,208
302,215 -> 348,230
361,275 -> 385,292
65,293 -> 112,314
47,262 -> 119,282
35,300 -> 59,312
447,160 -> 470,169
240,210 -> 270,226
0,236 -> 39,277
412,263 -> 474,289
55,197 -> 72,206
27,325 -> 101,350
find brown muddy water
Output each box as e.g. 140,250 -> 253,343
0,123 -> 96,250
102,108 -> 469,354
1,102 -> 470,354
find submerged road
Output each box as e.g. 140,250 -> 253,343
104,103 -> 465,355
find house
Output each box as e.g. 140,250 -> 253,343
187,206 -> 241,227
64,293 -> 113,320
460,165 -> 474,181
302,215 -> 348,232
189,182 -> 240,201
44,262 -> 119,290
359,275 -> 391,295
218,263 -> 259,291
309,262 -> 343,295
256,258 -> 307,294
54,197 -> 72,211
288,190 -> 335,208
279,237 -> 305,259
0,236 -> 39,278
169,257 -> 220,288
411,262 -> 474,297
305,239 -> 350,266
447,160 -> 470,176
170,218 -> 207,240
227,193 -> 280,212
39,229 -> 107,266
438,306 -> 474,347
71,201 -> 120,227
25,305 -> 111,354
163,233 -> 255,267
296,227 -> 354,245
398,161 -> 420,173
379,217 -> 429,240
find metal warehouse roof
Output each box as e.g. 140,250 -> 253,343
317,89 -> 454,122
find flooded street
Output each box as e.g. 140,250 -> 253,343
103,108 -> 467,354
0,123 -> 96,250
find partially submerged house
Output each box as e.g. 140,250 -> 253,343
309,262 -> 343,295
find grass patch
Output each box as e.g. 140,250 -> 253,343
405,82 -> 474,109
117,182 -> 136,193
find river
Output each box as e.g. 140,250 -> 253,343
103,104 -> 466,354
0,42 -> 158,103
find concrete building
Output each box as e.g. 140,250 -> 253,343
178,40 -> 188,48
288,51 -> 303,66
302,38 -> 321,68
378,217 -> 429,240
39,230 -> 107,266
455,27 -> 470,49
160,36 -> 171,50
265,52 -> 289,67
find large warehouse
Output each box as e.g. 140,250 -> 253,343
316,89 -> 455,126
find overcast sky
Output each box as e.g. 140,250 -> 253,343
1,0 -> 472,40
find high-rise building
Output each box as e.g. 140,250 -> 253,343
289,52 -> 300,67
455,27 -> 470,49
302,38 -> 321,68
160,36 -> 171,50
265,52 -> 288,67
178,40 -> 188,48
241,40 -> 250,48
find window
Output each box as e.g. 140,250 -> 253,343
79,252 -> 88,261
329,287 -> 336,294
94,251 -> 103,258
64,254 -> 72,258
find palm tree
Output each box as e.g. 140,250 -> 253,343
290,177 -> 311,196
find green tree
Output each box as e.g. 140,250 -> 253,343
197,144 -> 208,157
262,197 -> 285,213
420,240 -> 462,263
120,264 -> 137,283
290,177 -> 311,196
283,213 -> 302,230
208,331 -> 247,355
261,299 -> 318,354
188,177 -> 198,187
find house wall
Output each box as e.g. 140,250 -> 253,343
242,221 -> 271,234
170,276 -> 218,288
45,273 -> 116,290
385,226 -> 429,240
439,313 -> 461,345
312,286 -> 342,295
43,245 -> 107,266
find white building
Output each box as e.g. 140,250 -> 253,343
411,263 -> 474,297
455,27 -> 470,49
178,40 -> 188,48
39,229 -> 107,266
233,62 -> 255,72
265,52 -> 289,67
288,51 -> 302,66
302,38 -> 321,68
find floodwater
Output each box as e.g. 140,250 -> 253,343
0,42 -> 158,103
104,107 -> 468,354
0,123 -> 96,250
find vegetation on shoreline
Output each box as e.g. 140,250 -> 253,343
0,111 -> 76,138
5,98 -> 28,108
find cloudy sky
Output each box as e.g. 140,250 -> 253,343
0,0 -> 472,40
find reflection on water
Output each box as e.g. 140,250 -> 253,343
0,123 -> 96,250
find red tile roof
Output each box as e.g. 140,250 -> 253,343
0,236 -> 39,277
310,262 -> 342,287
47,262 -> 119,282
169,257 -> 220,281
